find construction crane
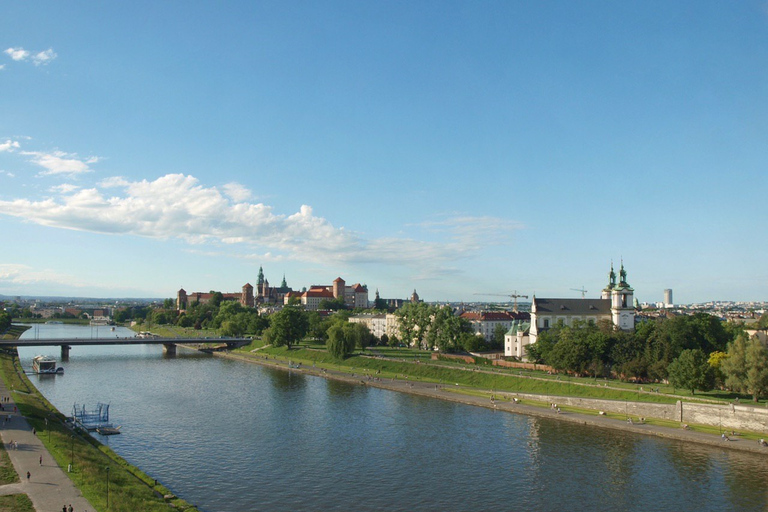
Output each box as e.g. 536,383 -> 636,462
571,287 -> 588,299
473,291 -> 529,313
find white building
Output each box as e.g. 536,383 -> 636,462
460,311 -> 529,342
510,263 -> 637,359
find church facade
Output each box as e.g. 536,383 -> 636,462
506,263 -> 636,359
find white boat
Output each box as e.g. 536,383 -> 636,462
32,355 -> 64,375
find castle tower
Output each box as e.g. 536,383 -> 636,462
333,277 -> 345,299
242,283 -> 254,308
176,288 -> 187,311
411,289 -> 420,303
610,262 -> 635,330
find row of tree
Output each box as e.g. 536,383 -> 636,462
527,313 -> 735,381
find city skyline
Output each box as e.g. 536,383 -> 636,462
1,2 -> 766,304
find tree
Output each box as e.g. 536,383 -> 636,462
0,311 -> 10,332
491,324 -> 507,350
667,349 -> 714,394
373,296 -> 388,311
318,297 -> 347,311
326,323 -> 355,359
722,334 -> 768,402
163,298 -> 175,309
268,306 -> 309,348
708,351 -> 728,388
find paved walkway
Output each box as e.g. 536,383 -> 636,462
0,377 -> 95,512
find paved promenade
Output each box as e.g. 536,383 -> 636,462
0,378 -> 94,512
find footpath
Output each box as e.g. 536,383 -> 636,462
0,377 -> 95,512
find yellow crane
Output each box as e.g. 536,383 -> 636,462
473,291 -> 529,313
571,287 -> 588,299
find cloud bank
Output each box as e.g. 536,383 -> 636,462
0,174 -> 520,275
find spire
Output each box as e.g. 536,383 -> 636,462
280,274 -> 287,288
607,261 -> 616,289
257,266 -> 265,287
619,260 -> 629,288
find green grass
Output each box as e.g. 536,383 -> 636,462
0,434 -> 18,485
0,494 -> 34,512
235,343 -> 683,404
1,325 -> 30,340
0,349 -> 199,512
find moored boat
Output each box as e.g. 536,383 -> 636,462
32,355 -> 64,375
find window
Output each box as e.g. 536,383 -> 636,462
543,319 -> 550,329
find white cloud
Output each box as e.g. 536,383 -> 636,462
32,48 -> 57,66
21,150 -> 98,176
4,47 -> 30,61
3,47 -> 56,65
0,140 -> 20,152
51,183 -> 80,193
0,64 -> 5,71
0,173 -> 521,277
0,263 -> 83,288
222,182 -> 252,202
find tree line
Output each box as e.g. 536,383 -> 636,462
527,312 -> 768,401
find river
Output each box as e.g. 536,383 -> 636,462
16,324 -> 768,511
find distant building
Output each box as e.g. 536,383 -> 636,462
299,277 -> 368,309
460,311 -> 530,342
664,289 -> 673,308
177,283 -> 254,311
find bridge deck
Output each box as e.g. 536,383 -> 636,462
0,337 -> 251,347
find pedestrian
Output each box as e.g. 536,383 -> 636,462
62,506 -> 67,512
39,455 -> 42,466
68,504 -> 73,512
26,471 -> 30,481
32,427 -> 36,435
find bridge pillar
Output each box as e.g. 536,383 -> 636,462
163,343 -> 176,356
61,345 -> 71,360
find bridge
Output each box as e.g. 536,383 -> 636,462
0,336 -> 252,358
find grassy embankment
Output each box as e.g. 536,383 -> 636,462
0,325 -> 31,341
0,349 -> 200,512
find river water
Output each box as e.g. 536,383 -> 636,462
16,324 -> 768,512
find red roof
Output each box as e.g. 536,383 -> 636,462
460,311 -> 528,321
303,289 -> 335,298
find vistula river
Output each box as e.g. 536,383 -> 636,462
16,324 -> 768,511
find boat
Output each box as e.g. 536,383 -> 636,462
96,425 -> 122,435
32,355 -> 64,375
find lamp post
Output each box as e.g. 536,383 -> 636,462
106,465 -> 110,509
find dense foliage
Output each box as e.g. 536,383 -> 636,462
527,313 -> 732,381
396,303 -> 476,352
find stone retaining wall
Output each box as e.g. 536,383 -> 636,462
506,393 -> 768,432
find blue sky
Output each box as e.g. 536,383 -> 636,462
0,1 -> 766,304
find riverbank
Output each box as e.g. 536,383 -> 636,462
205,346 -> 768,456
0,348 -> 201,512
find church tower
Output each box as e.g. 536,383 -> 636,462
610,262 -> 635,330
601,263 -> 616,299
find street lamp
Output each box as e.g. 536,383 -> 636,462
106,465 -> 110,509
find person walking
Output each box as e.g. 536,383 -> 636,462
39,455 -> 42,466
26,471 -> 30,481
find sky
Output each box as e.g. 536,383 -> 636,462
0,1 -> 766,304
